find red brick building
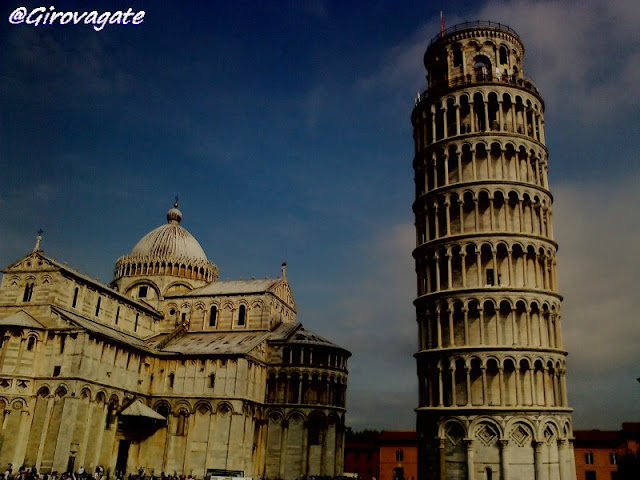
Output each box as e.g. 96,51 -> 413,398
378,431 -> 418,480
344,438 -> 379,480
346,425 -> 640,480
574,423 -> 640,480
345,431 -> 417,480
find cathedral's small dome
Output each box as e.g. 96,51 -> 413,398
130,204 -> 207,261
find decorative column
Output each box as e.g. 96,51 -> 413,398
35,395 -> 55,469
499,439 -> 510,480
439,438 -> 446,480
534,441 -> 543,480
465,440 -> 475,480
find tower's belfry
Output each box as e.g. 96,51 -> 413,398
411,22 -> 576,480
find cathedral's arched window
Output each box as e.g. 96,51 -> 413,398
238,305 -> 246,326
176,409 -> 188,436
22,282 -> 34,302
209,373 -> 215,389
156,404 -> 169,426
71,287 -> 79,308
26,336 -> 36,351
168,372 -> 175,389
156,404 -> 169,418
209,305 -> 217,327
485,467 -> 493,480
105,402 -> 116,429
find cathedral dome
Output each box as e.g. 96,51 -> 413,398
113,202 -> 219,285
130,204 -> 207,261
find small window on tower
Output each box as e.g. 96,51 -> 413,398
209,373 -> 215,389
486,269 -> 495,286
53,365 -> 61,377
138,286 -> 148,298
453,46 -> 463,67
499,46 -> 508,65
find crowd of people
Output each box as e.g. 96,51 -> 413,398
1,465 -> 111,480
0,465 -> 359,480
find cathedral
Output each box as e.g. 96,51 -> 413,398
0,203 -> 350,479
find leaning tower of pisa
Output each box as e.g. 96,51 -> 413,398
411,22 -> 576,480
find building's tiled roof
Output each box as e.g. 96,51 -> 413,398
574,423 -> 640,445
270,322 -> 349,352
149,329 -> 272,355
574,430 -> 623,445
0,310 -> 47,329
150,321 -> 350,356
180,278 -> 281,296
120,399 -> 166,420
622,422 -> 640,434
379,431 -> 418,442
53,306 -> 152,351
13,304 -> 345,358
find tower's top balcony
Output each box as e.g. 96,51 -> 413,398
422,21 -> 534,101
414,72 -> 541,107
428,21 -> 522,49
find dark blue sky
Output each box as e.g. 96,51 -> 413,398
2,0 -> 639,430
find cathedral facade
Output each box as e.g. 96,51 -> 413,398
411,22 -> 576,479
0,204 -> 349,479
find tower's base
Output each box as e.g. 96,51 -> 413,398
417,410 -> 577,480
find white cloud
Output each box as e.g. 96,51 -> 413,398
554,172 -> 640,368
353,0 -> 640,126
478,0 -> 640,121
325,223 -> 418,428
